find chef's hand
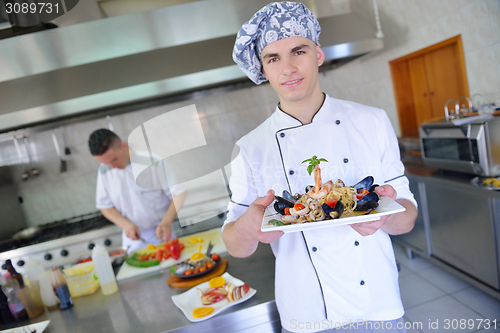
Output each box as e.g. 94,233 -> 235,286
350,185 -> 397,236
124,222 -> 141,240
155,221 -> 173,243
243,189 -> 284,244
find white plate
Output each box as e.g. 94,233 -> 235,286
471,176 -> 500,190
171,272 -> 256,322
0,320 -> 50,333
261,196 -> 406,233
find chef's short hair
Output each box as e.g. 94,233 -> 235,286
88,129 -> 121,156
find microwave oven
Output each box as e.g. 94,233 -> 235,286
419,117 -> 500,176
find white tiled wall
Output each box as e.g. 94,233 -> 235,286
341,0 -> 500,136
0,87 -> 277,226
2,0 -> 498,226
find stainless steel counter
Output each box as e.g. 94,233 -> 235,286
394,166 -> 500,300
0,244 -> 279,333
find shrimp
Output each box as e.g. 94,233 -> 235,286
307,166 -> 333,200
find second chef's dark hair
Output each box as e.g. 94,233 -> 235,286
88,129 -> 121,156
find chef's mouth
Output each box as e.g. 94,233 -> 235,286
282,78 -> 303,86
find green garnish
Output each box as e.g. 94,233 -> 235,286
268,219 -> 286,226
302,156 -> 328,176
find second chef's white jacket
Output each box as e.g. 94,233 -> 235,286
223,94 -> 417,333
96,161 -> 184,252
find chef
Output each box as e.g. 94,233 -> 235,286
222,2 -> 418,333
88,129 -> 187,253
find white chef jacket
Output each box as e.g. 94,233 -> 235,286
96,161 -> 184,251
223,94 -> 417,333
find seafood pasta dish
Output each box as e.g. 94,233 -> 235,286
269,156 -> 380,226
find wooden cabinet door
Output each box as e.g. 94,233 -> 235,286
390,36 -> 469,138
424,43 -> 468,119
408,55 -> 433,125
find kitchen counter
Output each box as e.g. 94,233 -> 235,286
0,244 -> 279,333
394,165 -> 500,300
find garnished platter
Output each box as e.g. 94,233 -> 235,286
261,195 -> 405,233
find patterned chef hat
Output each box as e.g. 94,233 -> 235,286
232,1 -> 321,85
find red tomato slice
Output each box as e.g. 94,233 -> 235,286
284,207 -> 291,215
294,203 -> 305,211
324,198 -> 338,208
356,189 -> 370,200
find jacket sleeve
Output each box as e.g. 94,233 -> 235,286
222,143 -> 260,229
377,110 -> 418,209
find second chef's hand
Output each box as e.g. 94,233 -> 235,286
100,207 -> 141,240
155,220 -> 173,243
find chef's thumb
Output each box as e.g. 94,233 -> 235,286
252,189 -> 275,208
262,189 -> 275,206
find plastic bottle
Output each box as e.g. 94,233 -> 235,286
2,273 -> 28,321
39,270 -> 59,310
18,259 -> 44,318
91,245 -> 118,295
51,267 -> 73,310
5,260 -> 24,289
0,276 -> 14,324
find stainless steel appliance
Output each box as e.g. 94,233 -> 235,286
0,0 -> 384,133
419,117 -> 500,176
0,213 -> 122,274
0,166 -> 27,241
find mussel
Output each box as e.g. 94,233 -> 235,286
322,201 -> 344,219
352,176 -> 374,193
282,190 -> 299,203
355,192 -> 379,211
274,195 -> 294,215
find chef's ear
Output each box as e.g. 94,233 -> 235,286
121,141 -> 127,149
316,45 -> 325,67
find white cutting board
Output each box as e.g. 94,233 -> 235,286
116,227 -> 226,281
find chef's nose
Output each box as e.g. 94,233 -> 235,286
280,57 -> 297,76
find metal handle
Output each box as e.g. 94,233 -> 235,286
23,136 -> 40,176
444,98 -> 458,121
457,96 -> 472,111
51,130 -> 63,159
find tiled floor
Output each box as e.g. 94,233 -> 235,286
393,243 -> 500,333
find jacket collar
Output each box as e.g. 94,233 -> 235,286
273,93 -> 331,127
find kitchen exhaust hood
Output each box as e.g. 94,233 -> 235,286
0,0 -> 383,133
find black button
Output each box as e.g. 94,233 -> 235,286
354,241 -> 359,246
343,158 -> 349,163
61,249 -> 69,256
312,247 -> 317,252
17,260 -> 25,267
336,120 -> 340,125
104,239 -> 112,246
88,243 -> 95,250
1,264 -> 6,270
280,133 -> 285,138
44,253 -> 52,261
289,170 -> 294,175
360,280 -> 365,285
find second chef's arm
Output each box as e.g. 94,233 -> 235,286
100,207 -> 140,240
156,190 -> 188,242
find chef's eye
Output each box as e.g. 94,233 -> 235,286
268,57 -> 278,63
295,50 -> 305,55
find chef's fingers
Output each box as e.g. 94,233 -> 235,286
253,189 -> 275,210
375,185 -> 397,200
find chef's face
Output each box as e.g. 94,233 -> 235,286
94,141 -> 130,169
261,36 -> 324,106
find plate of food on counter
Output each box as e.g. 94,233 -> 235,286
171,272 -> 256,322
261,156 -> 406,233
125,238 -> 185,268
471,176 -> 500,190
170,242 -> 220,278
